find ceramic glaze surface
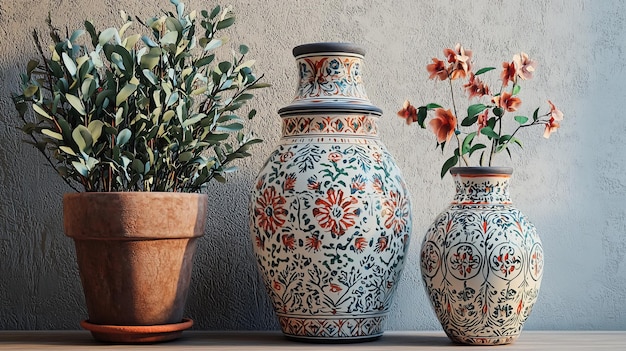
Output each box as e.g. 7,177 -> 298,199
421,168 -> 543,345
250,43 -> 411,341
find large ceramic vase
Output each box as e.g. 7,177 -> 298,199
63,192 -> 207,343
250,42 -> 412,342
420,167 -> 543,345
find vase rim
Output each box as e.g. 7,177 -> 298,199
450,166 -> 513,176
292,42 -> 365,58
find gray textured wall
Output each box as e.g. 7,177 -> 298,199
0,0 -> 625,331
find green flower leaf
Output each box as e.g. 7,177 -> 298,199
514,115 -> 529,125
116,83 -> 137,106
475,67 -> 496,76
467,103 -> 487,118
480,126 -> 500,139
441,154 -> 458,179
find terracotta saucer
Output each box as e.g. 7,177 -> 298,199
80,318 -> 193,343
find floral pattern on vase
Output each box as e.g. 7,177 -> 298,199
250,43 -> 411,342
421,167 -> 543,345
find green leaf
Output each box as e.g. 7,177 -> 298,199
248,82 -> 271,89
248,109 -> 257,120
59,145 -> 77,156
239,44 -> 249,55
142,69 -> 158,85
72,125 -> 93,153
469,143 -> 487,156
480,126 -> 500,139
475,67 -> 496,76
533,107 -> 540,122
493,107 -> 504,117
215,122 -> 243,132
514,116 -> 529,125
467,104 -> 487,118
203,39 -> 222,52
461,132 -> 476,155
209,5 -> 221,19
426,103 -> 441,110
461,115 -> 478,127
194,54 -> 215,68
417,106 -> 428,128
61,52 -> 77,76
160,31 -> 179,46
33,104 -> 52,119
178,151 -> 194,162
512,84 -> 521,95
216,17 -> 235,30
66,94 -> 86,115
27,60 -> 39,75
116,83 -> 137,106
41,129 -> 63,140
88,120 -> 105,142
441,154 -> 458,179
72,161 -> 89,177
98,28 -> 119,46
116,128 -> 131,146
218,61 -> 232,73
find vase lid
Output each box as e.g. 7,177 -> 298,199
278,42 -> 383,117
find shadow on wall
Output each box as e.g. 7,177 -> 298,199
185,177 -> 278,330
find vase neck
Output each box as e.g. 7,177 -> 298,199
281,114 -> 378,138
451,168 -> 513,205
278,43 -> 382,116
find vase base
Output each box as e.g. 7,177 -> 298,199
448,333 -> 519,346
285,334 -> 382,344
80,318 -> 193,344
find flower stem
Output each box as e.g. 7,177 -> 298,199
448,77 -> 470,166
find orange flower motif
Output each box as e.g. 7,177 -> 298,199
501,61 -> 517,87
254,186 -> 287,234
444,43 -> 472,80
543,117 -> 560,139
382,190 -> 410,235
492,92 -> 522,112
463,73 -> 490,99
426,58 -> 448,80
548,100 -> 564,121
329,283 -> 342,293
283,173 -> 296,191
429,108 -> 457,143
328,151 -> 343,163
354,237 -> 368,253
305,235 -> 322,252
397,100 -> 418,125
376,236 -> 388,253
513,52 -> 537,80
313,188 -> 359,237
273,281 -> 282,291
281,233 -> 296,251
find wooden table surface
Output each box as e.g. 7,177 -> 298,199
1,331 -> 625,350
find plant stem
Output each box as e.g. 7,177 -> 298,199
447,77 -> 470,166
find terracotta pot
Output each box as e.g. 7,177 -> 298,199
420,167 -> 543,345
250,42 -> 412,342
63,192 -> 207,342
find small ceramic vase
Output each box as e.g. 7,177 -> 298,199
250,42 -> 412,342
421,167 -> 543,345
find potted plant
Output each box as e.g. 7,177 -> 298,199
12,0 -> 267,343
397,44 -> 563,345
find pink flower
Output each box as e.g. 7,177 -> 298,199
429,108 -> 457,143
463,73 -> 490,99
513,52 -> 537,80
543,117 -> 560,139
426,58 -> 448,80
477,109 -> 489,135
501,61 -> 517,87
548,100 -> 564,121
444,44 -> 472,80
493,92 -> 522,112
397,100 -> 418,125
